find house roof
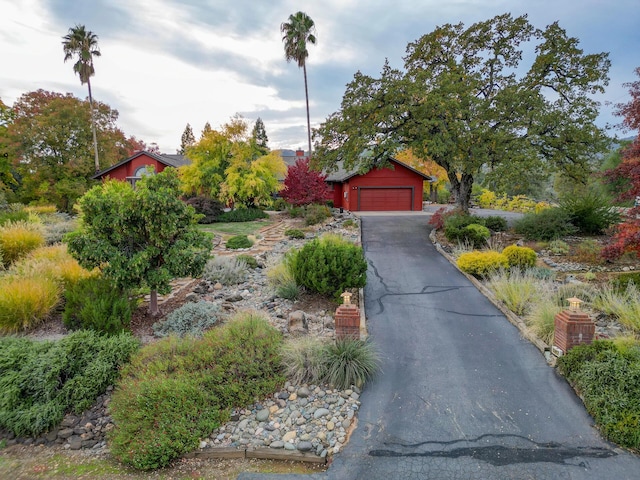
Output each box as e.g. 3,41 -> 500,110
91,151 -> 191,179
324,158 -> 436,183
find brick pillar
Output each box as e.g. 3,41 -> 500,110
553,309 -> 595,354
335,304 -> 361,339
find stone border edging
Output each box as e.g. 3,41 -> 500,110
183,446 -> 327,464
428,229 -> 552,361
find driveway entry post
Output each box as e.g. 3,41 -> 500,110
335,292 -> 360,339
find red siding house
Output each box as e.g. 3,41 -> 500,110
92,151 -> 190,185
325,159 -> 434,212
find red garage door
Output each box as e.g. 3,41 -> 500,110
358,187 -> 413,211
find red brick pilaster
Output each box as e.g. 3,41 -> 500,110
554,310 -> 595,354
335,304 -> 360,339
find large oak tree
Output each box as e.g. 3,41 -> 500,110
314,14 -> 610,212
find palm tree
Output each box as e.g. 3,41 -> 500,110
62,24 -> 101,173
281,12 -> 317,158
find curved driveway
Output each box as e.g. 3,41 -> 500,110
240,215 -> 640,479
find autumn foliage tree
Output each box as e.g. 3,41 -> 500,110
281,157 -> 330,206
603,67 -> 640,259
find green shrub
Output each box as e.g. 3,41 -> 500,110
437,188 -> 450,204
322,338 -> 380,390
0,331 -> 139,438
284,228 -> 305,239
225,235 -> 253,249
153,301 -> 220,338
202,256 -> 249,284
292,235 -> 367,298
443,214 -> 481,243
184,196 -> 224,224
0,276 -> 60,333
272,198 -> 288,211
548,239 -> 570,255
483,215 -> 508,232
304,204 -> 332,226
280,337 -> 327,385
287,206 -> 305,218
613,272 -> 640,293
456,251 -> 509,278
559,191 -> 620,235
557,340 -> 640,450
109,313 -> 283,470
63,276 -> 134,335
513,208 -> 577,241
0,220 -> 45,266
502,245 -> 537,269
462,224 -> 490,248
215,208 -> 268,223
236,254 -> 258,269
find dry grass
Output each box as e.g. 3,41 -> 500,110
0,220 -> 45,266
0,276 -> 60,333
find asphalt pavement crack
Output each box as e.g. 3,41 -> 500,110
369,433 -> 617,467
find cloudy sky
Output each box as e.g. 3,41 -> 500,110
2,0 -> 639,154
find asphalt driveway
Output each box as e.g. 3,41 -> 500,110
240,215 -> 640,479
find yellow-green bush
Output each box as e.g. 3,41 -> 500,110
502,245 -> 537,269
0,221 -> 45,267
0,276 -> 60,333
10,244 -> 94,288
456,250 -> 509,278
477,189 -> 497,208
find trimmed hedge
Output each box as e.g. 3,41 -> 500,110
502,245 -> 537,269
456,250 -> 509,278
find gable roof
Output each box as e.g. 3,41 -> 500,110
324,158 -> 436,183
91,151 -> 191,179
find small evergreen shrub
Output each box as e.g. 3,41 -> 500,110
483,215 -> 508,232
284,228 -> 305,239
443,214 -> 481,243
456,251 -> 509,278
559,191 -> 620,235
153,301 -> 219,338
272,198 -> 288,211
203,256 -> 248,284
513,208 -> 577,241
236,254 -> 258,269
437,188 -> 450,204
613,272 -> 640,293
462,224 -> 490,248
322,338 -> 380,390
0,220 -> 45,266
292,235 -> 367,298
304,204 -> 332,226
548,239 -> 570,255
557,340 -> 640,450
0,276 -> 60,333
215,208 -> 268,222
225,235 -> 253,249
184,196 -> 224,224
63,276 -> 134,335
0,331 -> 139,438
109,313 -> 283,470
502,245 -> 537,269
287,206 -> 304,218
280,337 -> 327,385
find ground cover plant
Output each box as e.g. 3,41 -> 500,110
152,301 -> 220,338
557,340 -> 640,451
203,256 -> 249,284
215,208 -> 268,223
108,312 -> 284,470
0,331 -> 139,438
225,234 -> 253,249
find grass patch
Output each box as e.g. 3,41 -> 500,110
198,219 -> 272,237
487,269 -> 547,316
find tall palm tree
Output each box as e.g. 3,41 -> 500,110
62,24 -> 101,173
281,12 -> 316,158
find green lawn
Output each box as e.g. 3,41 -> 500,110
197,219 -> 273,238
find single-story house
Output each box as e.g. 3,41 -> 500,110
92,151 -> 190,186
325,158 -> 436,212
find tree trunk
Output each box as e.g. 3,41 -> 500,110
445,170 -> 473,214
303,62 -> 312,159
149,289 -> 159,316
87,78 -> 100,173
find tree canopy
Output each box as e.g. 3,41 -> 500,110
314,13 -> 610,212
1,90 -> 147,211
179,123 -> 196,155
281,157 -> 330,206
66,168 -> 211,315
252,117 -> 269,155
180,116 -> 285,207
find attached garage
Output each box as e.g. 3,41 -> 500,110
325,158 -> 434,212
